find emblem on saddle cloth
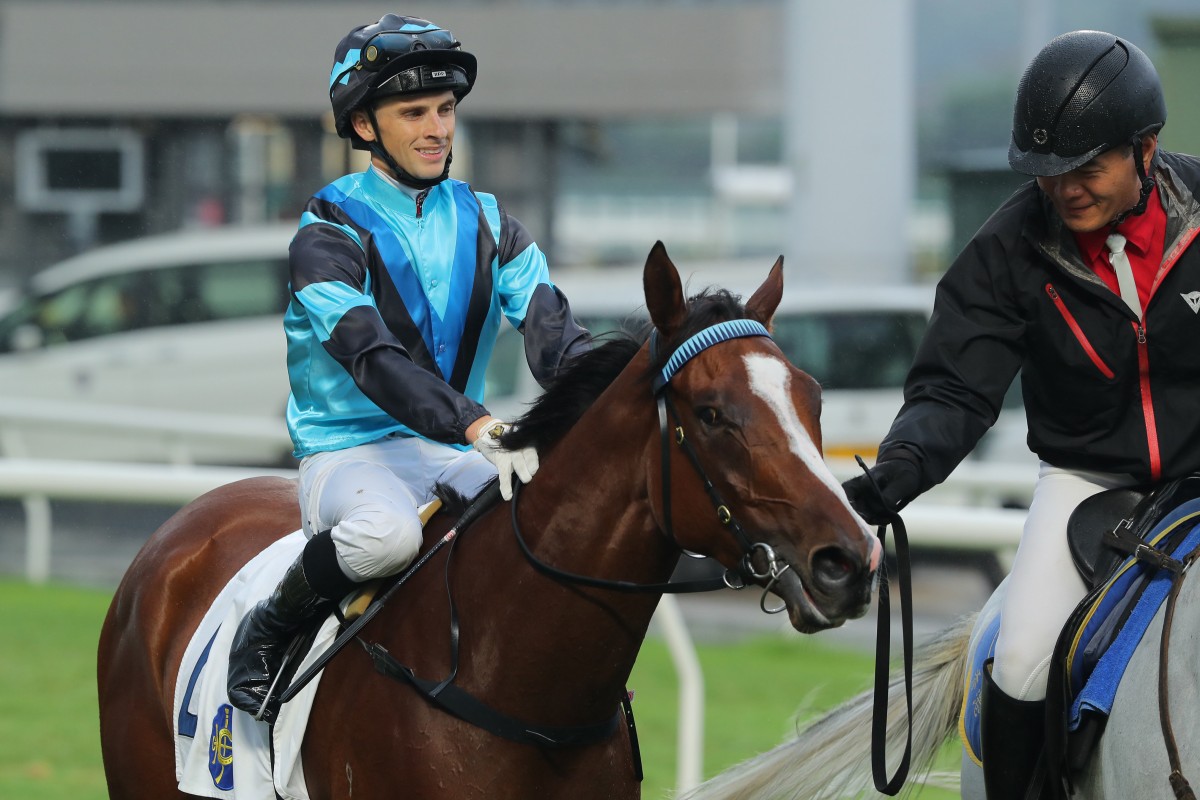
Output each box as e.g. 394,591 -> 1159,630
208,704 -> 235,790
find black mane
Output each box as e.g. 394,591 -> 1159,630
502,287 -> 751,453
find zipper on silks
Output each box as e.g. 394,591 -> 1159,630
415,189 -> 428,222
1134,319 -> 1163,480
1045,284 -> 1114,378
1044,283 -> 1162,480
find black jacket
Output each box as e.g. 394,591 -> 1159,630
879,150 -> 1200,491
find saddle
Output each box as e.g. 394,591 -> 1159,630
1066,475 -> 1200,589
1042,474 -> 1200,798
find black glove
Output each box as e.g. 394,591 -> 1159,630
842,459 -> 921,526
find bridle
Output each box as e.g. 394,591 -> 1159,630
510,317 -> 795,612
652,318 -> 795,604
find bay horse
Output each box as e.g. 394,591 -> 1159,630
97,241 -> 881,800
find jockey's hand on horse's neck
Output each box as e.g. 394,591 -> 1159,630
469,416 -> 539,501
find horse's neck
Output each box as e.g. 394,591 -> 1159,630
463,364 -> 676,719
524,361 -> 675,588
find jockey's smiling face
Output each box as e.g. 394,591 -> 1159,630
351,89 -> 457,182
1035,135 -> 1156,233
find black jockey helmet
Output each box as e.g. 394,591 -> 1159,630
1008,30 -> 1166,177
329,14 -> 477,148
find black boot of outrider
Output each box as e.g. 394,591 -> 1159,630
981,661 -> 1048,799
227,532 -> 354,723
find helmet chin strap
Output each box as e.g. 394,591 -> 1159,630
1110,134 -> 1156,228
364,107 -> 452,190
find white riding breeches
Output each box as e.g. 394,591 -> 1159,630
991,462 -> 1139,701
297,436 -> 497,582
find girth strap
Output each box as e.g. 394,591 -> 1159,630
364,640 -> 628,749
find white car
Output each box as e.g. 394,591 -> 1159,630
0,224 -> 296,465
486,262 -> 937,464
0,232 -> 1033,473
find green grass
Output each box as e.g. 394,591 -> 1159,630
0,581 -> 111,800
630,635 -> 960,799
0,580 -> 958,799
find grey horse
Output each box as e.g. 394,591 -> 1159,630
679,572 -> 1200,800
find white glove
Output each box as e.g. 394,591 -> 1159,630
471,418 -> 539,501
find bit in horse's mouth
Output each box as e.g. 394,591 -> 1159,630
772,569 -> 833,632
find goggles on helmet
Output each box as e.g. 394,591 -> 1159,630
329,27 -> 463,91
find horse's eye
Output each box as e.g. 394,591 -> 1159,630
698,407 -> 722,426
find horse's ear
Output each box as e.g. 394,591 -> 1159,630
643,241 -> 688,338
745,256 -> 784,328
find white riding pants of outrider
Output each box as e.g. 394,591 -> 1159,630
991,462 -> 1139,701
297,436 -> 497,583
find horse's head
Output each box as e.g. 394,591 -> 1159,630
643,242 -> 881,632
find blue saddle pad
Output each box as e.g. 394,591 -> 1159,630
1066,498 -> 1200,730
961,496 -> 1200,767
959,606 -> 1000,765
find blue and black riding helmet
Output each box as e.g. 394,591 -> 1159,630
329,14 -> 477,186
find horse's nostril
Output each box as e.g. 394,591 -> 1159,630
812,547 -> 857,588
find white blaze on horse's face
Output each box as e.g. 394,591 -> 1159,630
743,353 -> 875,542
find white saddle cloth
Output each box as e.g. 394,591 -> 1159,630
172,531 -> 339,800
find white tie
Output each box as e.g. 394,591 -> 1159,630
1106,233 -> 1142,319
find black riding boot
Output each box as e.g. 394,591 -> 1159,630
227,531 -> 356,723
981,662 -> 1047,800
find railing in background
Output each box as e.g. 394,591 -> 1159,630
826,456 -> 1037,509
0,397 -> 294,587
0,456 -> 1034,585
0,458 -> 296,584
0,399 -> 1040,583
0,396 -> 293,466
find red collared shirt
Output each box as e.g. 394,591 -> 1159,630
1073,188 -> 1166,311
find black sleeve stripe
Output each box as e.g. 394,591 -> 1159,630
290,200 -> 374,294
496,203 -> 536,266
323,305 -> 485,441
522,283 -> 593,388
325,298 -> 439,378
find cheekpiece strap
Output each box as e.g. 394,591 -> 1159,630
652,319 -> 771,394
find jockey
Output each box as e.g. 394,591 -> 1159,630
843,30 -> 1200,798
227,13 -> 591,723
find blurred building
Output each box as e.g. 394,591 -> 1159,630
0,0 -> 801,284
0,0 -> 1197,287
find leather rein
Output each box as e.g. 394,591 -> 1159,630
1155,544 -> 1200,799
855,457 -> 917,796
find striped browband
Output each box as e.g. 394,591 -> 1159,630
652,319 -> 771,394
